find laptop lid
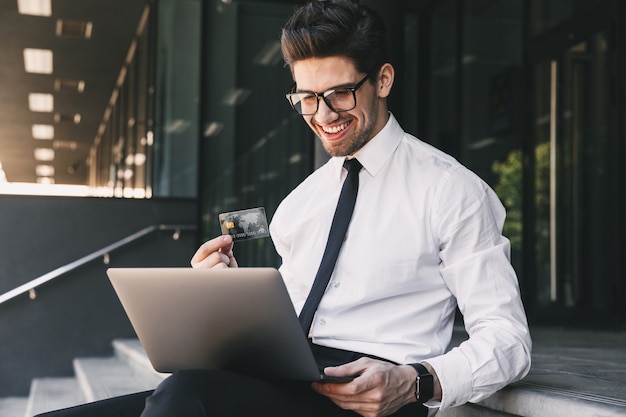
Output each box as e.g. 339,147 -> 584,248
107,267 -> 333,381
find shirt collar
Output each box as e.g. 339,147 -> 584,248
331,112 -> 403,179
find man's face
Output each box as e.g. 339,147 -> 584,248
292,56 -> 389,157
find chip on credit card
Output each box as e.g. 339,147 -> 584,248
218,207 -> 270,241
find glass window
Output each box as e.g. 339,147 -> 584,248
529,0 -> 575,37
528,0 -> 610,37
461,0 -> 524,272
428,0 -> 459,156
528,24 -> 615,323
86,4 -> 157,198
199,2 -> 313,267
461,0 -> 523,180
152,0 -> 201,198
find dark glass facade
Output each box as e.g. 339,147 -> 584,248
193,0 -> 624,328
524,0 -> 624,326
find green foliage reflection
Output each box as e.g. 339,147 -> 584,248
492,142 -> 550,263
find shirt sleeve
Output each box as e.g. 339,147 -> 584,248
269,196 -> 308,311
425,166 -> 532,409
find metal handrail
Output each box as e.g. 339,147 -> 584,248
0,224 -> 197,306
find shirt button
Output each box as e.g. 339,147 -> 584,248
333,282 -> 341,288
319,318 -> 326,325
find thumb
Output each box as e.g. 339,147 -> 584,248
323,358 -> 369,377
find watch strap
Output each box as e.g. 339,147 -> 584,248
409,363 -> 434,404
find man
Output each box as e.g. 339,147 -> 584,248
39,1 -> 530,416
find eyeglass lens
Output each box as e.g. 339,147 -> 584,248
289,89 -> 356,115
287,72 -> 371,116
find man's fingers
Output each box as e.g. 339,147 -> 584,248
190,235 -> 234,268
312,359 -> 416,417
191,251 -> 231,269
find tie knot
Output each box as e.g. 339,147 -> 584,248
343,158 -> 362,173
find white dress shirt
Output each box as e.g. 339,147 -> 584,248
270,113 -> 531,410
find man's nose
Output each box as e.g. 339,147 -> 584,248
314,97 -> 338,123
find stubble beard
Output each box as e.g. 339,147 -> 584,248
319,110 -> 378,157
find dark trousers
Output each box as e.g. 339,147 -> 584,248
36,344 -> 428,417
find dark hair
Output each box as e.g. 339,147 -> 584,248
280,0 -> 389,75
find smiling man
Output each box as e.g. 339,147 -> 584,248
37,1 -> 530,417
287,56 -> 393,157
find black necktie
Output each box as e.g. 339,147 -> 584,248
299,158 -> 362,334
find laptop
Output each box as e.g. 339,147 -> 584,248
107,267 -> 353,382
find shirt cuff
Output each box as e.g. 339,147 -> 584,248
424,348 -> 474,409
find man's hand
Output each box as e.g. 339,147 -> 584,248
311,358 -> 417,417
190,235 -> 238,269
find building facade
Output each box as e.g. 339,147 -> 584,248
87,0 -> 625,329
187,0 -> 625,329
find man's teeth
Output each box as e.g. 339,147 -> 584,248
323,122 -> 348,134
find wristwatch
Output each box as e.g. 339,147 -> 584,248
408,363 -> 434,404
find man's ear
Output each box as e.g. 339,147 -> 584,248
376,63 -> 395,98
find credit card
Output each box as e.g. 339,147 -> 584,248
218,207 -> 270,241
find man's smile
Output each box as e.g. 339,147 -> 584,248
318,120 -> 354,143
322,121 -> 350,134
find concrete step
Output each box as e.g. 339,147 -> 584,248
15,339 -> 165,416
73,355 -> 164,403
112,338 -> 169,381
0,397 -> 28,417
5,334 -> 626,417
25,378 -> 85,417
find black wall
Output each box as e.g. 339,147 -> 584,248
0,195 -> 198,396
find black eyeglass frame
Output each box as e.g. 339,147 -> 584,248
285,72 -> 371,116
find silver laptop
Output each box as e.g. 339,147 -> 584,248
107,267 -> 352,382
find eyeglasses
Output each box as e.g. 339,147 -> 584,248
286,73 -> 371,116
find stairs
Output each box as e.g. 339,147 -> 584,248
2,328 -> 625,417
0,339 -> 167,417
